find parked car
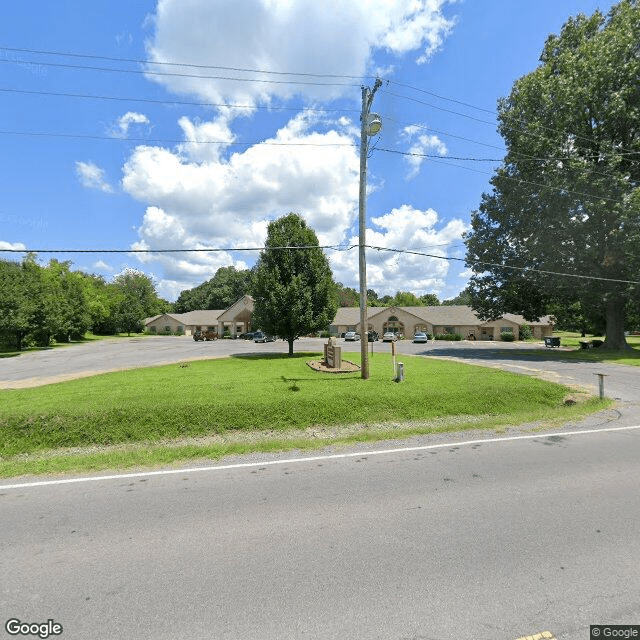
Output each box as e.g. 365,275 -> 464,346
238,331 -> 255,340
344,331 -> 360,341
413,332 -> 428,343
254,331 -> 275,343
193,329 -> 217,341
382,332 -> 397,342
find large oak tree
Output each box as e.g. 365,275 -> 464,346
465,0 -> 640,349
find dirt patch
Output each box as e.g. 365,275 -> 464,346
306,359 -> 360,374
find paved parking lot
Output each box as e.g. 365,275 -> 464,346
1,336 -> 639,408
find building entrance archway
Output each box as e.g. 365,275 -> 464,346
383,316 -> 404,335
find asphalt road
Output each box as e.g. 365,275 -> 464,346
2,338 -> 640,639
1,425 -> 639,640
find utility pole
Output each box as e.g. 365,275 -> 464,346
358,78 -> 382,380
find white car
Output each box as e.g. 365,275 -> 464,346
413,332 -> 428,343
344,331 -> 360,341
253,332 -> 275,343
382,332 -> 397,342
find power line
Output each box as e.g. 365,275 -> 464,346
383,85 -> 640,157
5,87 -> 632,172
387,80 -> 497,116
0,45 -> 374,80
0,130 -> 629,206
0,129 -> 355,148
6,44 -> 638,159
378,147 -> 501,162
2,244 -> 638,285
379,114 -> 506,153
0,87 -> 359,115
0,56 -> 359,88
381,89 -> 497,127
367,246 -> 640,285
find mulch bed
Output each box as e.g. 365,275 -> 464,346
306,359 -> 361,374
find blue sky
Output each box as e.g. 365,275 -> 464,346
1,0 -> 618,302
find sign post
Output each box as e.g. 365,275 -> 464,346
391,340 -> 396,377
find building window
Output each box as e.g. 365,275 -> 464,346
384,317 -> 404,335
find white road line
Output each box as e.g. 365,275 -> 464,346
1,424 -> 639,491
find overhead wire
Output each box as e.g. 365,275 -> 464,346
0,56 -> 360,88
0,129 -> 356,148
2,45 -> 638,252
382,84 -> 640,157
1,244 -> 638,285
0,46 -> 375,80
4,44 -> 638,158
0,87 -> 360,115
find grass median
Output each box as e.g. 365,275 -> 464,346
0,352 -> 608,477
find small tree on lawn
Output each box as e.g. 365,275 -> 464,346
252,213 -> 337,357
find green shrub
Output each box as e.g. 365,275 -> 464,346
519,324 -> 533,340
501,330 -> 515,342
435,333 -> 462,341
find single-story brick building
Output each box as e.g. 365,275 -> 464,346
145,295 -> 254,337
146,296 -> 554,341
329,305 -> 554,341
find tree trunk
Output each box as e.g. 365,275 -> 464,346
288,337 -> 294,357
604,296 -> 630,350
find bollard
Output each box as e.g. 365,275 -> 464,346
396,362 -> 404,382
595,373 -> 607,399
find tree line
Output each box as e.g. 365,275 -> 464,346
0,255 -> 170,350
173,266 -> 471,313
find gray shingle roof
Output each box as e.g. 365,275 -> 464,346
173,310 -> 225,325
331,305 -> 553,327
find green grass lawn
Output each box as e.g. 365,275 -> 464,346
0,352 -> 608,477
533,332 -> 640,366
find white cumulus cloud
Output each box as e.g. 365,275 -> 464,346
0,240 -> 27,252
121,111 -> 360,297
110,112 -> 151,139
117,0 -> 459,299
75,161 -> 114,193
144,0 -> 455,105
401,125 -> 448,180
329,204 -> 468,297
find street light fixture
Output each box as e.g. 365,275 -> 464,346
358,79 -> 382,380
365,113 -> 382,136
